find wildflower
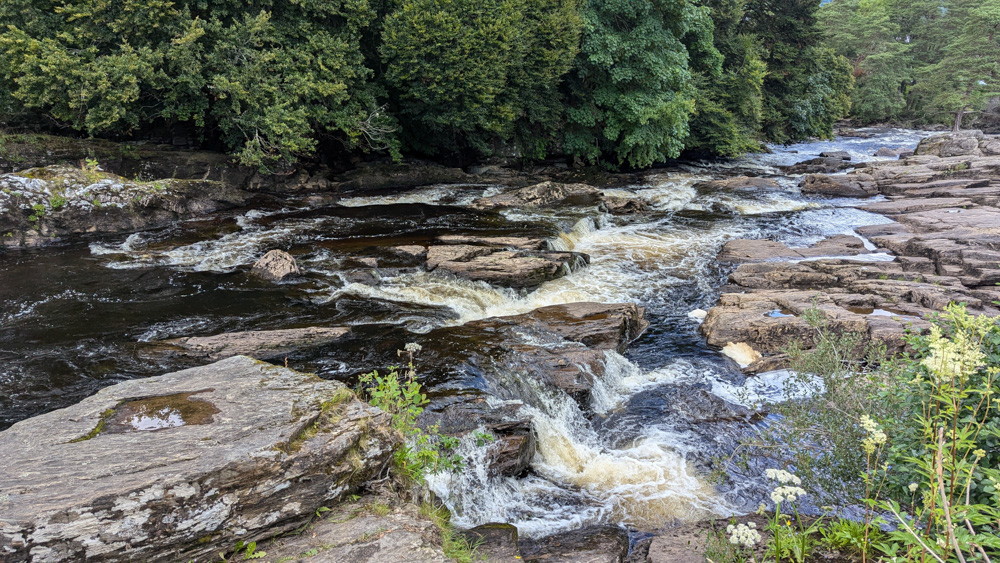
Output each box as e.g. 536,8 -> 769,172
770,486 -> 807,504
727,523 -> 761,548
974,449 -> 986,460
860,415 -> 887,454
908,483 -> 918,493
764,469 -> 802,486
936,537 -> 947,549
404,342 -> 423,354
921,324 -> 985,385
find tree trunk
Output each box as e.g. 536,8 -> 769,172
953,107 -> 967,132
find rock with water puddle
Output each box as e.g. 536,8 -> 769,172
261,495 -> 450,562
155,326 -> 350,361
250,249 -> 301,281
0,356 -> 396,562
519,526 -> 629,563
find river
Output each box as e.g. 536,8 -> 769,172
0,128 -> 927,538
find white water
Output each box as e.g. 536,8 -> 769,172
83,131 -> 925,537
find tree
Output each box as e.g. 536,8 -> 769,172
914,0 -> 1000,130
562,0 -> 722,168
819,0 -> 910,123
0,0 -> 384,167
686,0 -> 767,156
380,0 -> 582,160
742,0 -> 854,142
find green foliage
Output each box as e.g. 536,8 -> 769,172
819,0 -> 1000,128
358,347 -> 462,487
0,0 -> 384,168
419,502 -> 484,562
562,0 -> 721,168
685,0 -> 767,157
219,540 -> 266,562
741,0 -> 854,142
380,0 -> 582,159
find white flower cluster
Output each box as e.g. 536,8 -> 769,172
860,415 -> 887,454
404,342 -> 423,353
770,485 -> 807,504
727,522 -> 761,547
765,469 -> 802,485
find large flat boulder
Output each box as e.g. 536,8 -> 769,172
472,181 -> 603,209
717,235 -> 872,264
519,526 -> 629,563
157,326 -> 350,361
0,356 -> 397,562
915,130 -> 985,157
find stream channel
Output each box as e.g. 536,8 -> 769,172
0,129 -> 927,539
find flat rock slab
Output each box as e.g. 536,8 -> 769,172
426,244 -> 589,290
159,326 -> 350,361
261,496 -> 449,562
472,181 -> 603,209
717,235 -> 872,264
0,356 -> 396,562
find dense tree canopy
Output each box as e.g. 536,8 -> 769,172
0,0 -> 858,167
819,0 -> 1000,129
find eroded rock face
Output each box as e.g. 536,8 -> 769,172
425,244 -> 589,290
800,173 -> 876,197
915,130 -> 985,157
473,181 -> 603,209
0,356 -> 397,562
156,326 -> 350,361
519,526 -> 629,563
0,165 -> 249,247
262,496 -> 450,563
250,249 -> 301,281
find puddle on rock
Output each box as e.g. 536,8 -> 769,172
846,306 -> 912,317
103,390 -> 219,434
764,309 -> 796,318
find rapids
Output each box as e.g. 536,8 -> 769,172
0,128 -> 928,538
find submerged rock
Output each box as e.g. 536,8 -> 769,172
0,356 -> 397,562
250,249 -> 301,281
156,326 -> 350,361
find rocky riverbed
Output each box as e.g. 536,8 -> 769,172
5,127 -> 990,561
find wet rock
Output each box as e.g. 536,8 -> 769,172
874,147 -> 911,157
914,130 -> 985,157
435,234 -> 549,250
426,244 -> 589,290
0,165 -> 249,247
472,181 -> 603,209
602,195 -> 650,214
460,524 -> 521,562
0,356 -> 397,562
820,150 -> 851,160
473,302 -> 649,353
780,157 -> 854,175
800,173 -> 877,197
698,176 -> 782,191
250,249 -> 301,281
263,496 -> 449,562
157,326 -> 350,361
484,420 -> 536,478
391,245 -> 428,258
519,526 -> 630,563
717,235 -> 871,263
332,159 -> 470,192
